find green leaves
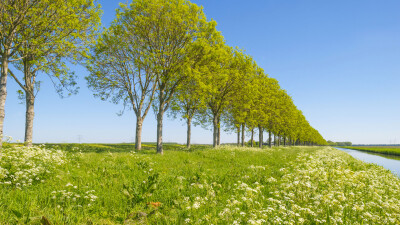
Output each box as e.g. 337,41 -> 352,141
6,0 -> 102,97
123,172 -> 160,207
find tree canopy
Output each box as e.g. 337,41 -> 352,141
1,0 -> 327,150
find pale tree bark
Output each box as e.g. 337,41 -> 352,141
250,128 -> 254,147
132,82 -> 156,151
258,126 -> 263,148
131,70 -> 156,151
21,59 -> 36,147
135,117 -> 143,150
154,68 -> 190,154
212,116 -> 218,148
186,117 -> 192,148
217,117 -> 221,146
156,109 -> 164,154
241,123 -> 245,147
0,54 -> 8,148
268,131 -> 272,148
24,92 -> 35,147
155,80 -> 174,155
237,126 -> 240,147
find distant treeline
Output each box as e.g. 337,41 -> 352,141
327,141 -> 352,146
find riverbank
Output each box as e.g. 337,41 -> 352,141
341,146 -> 400,156
1,145 -> 400,224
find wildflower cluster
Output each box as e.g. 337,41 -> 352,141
0,145 -> 67,188
172,147 -> 400,224
219,181 -> 266,224
1,145 -> 399,224
51,183 -> 97,211
263,147 -> 400,224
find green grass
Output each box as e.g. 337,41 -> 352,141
1,144 -> 400,224
340,146 -> 400,156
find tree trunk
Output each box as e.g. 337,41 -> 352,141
241,123 -> 245,147
135,116 -> 143,150
217,117 -> 221,146
156,109 -> 164,154
24,92 -> 35,147
237,126 -> 240,147
250,128 -> 254,147
212,115 -> 218,148
268,131 -> 272,148
186,117 -> 192,148
283,136 -> 286,146
274,135 -> 277,146
258,126 -> 263,148
0,53 -> 9,149
278,135 -> 281,146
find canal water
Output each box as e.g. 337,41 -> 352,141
336,147 -> 400,176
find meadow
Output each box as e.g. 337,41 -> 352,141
1,144 -> 400,224
341,146 -> 400,156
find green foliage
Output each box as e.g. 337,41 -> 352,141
8,0 -> 102,98
123,171 -> 160,207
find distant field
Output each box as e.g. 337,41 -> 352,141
354,146 -> 400,148
341,146 -> 400,156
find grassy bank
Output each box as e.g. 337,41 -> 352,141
1,145 -> 400,224
340,146 -> 400,156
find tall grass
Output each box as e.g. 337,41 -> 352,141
0,145 -> 399,224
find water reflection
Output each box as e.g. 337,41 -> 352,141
336,147 -> 400,176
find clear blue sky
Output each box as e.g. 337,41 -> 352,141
5,0 -> 400,144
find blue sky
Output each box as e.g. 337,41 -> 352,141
4,0 -> 400,144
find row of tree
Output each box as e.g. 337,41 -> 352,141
0,0 -> 326,153
85,0 -> 327,153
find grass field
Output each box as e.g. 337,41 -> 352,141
1,144 -> 400,224
340,146 -> 400,156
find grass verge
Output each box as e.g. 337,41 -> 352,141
1,145 -> 400,224
340,146 -> 400,156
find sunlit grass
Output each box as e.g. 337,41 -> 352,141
342,146 -> 400,156
0,145 -> 399,224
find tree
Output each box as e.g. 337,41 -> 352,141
227,56 -> 257,147
249,69 -> 270,148
86,4 -> 157,151
0,0 -> 43,148
117,0 -> 212,154
168,20 -> 222,149
168,80 -> 205,149
201,47 -> 248,147
8,0 -> 101,147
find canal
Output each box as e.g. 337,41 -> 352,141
336,147 -> 400,176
